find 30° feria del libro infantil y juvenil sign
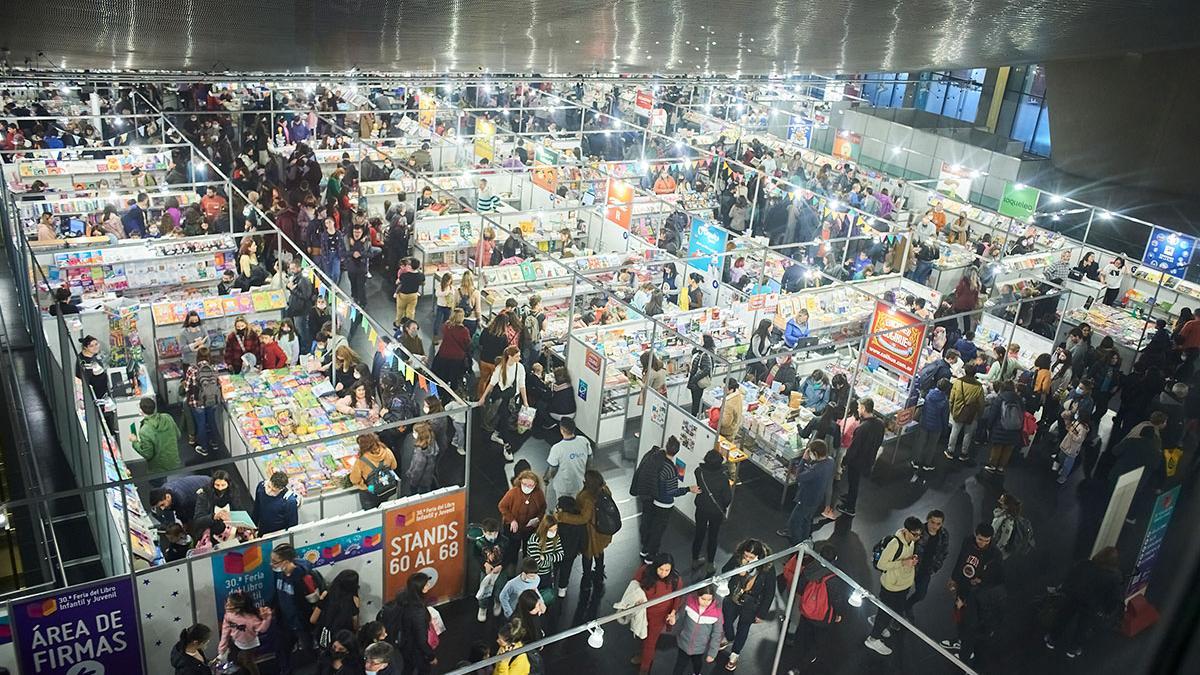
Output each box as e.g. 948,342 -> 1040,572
12,576 -> 144,675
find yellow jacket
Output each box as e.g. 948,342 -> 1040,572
493,645 -> 530,675
876,529 -> 917,592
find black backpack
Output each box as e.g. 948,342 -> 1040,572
871,535 -> 901,567
593,490 -> 623,536
193,363 -> 222,408
630,447 -> 663,498
360,456 -> 400,501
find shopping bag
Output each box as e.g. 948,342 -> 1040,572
516,405 -> 537,434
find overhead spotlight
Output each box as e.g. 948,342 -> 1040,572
891,147 -> 902,155
1099,211 -> 1113,219
1051,214 -> 1061,221
1015,183 -> 1027,190
716,578 -> 731,597
1050,193 -> 1062,203
829,200 -> 841,210
113,117 -> 124,127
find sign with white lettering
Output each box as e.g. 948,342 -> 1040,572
12,577 -> 143,675
384,490 -> 467,604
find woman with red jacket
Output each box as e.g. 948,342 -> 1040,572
431,308 -> 471,402
633,553 -> 684,674
224,316 -> 261,374
952,268 -> 982,334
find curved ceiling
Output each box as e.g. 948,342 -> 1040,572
2,0 -> 1198,75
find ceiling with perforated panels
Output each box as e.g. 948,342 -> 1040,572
1,0 -> 1197,75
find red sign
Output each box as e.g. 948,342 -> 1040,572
605,180 -> 635,229
384,490 -> 467,604
864,302 -> 927,377
585,348 -> 603,375
635,89 -> 654,114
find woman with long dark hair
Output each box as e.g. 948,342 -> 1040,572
632,552 -> 684,674
686,334 -> 716,417
316,629 -> 364,675
218,590 -> 272,675
397,572 -> 437,675
311,570 -> 362,649
745,319 -> 774,382
171,623 -> 213,675
719,539 -> 774,671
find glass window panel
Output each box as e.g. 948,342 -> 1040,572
1030,104 -> 1052,156
1010,94 -> 1042,150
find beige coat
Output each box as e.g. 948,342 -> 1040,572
719,389 -> 745,439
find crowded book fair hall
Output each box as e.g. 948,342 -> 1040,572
0,48 -> 1198,675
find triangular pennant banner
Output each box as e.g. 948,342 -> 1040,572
428,381 -> 439,397
405,366 -> 415,384
417,374 -> 428,391
368,327 -> 379,344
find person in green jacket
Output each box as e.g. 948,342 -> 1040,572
130,397 -> 182,478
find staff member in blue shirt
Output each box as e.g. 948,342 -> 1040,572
784,308 -> 810,348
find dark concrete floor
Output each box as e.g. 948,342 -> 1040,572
1,253 -> 1193,674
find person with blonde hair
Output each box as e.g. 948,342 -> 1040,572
405,422 -> 438,496
457,271 -> 482,334
333,345 -> 361,393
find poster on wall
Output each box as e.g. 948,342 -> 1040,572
831,132 -> 861,160
635,89 -> 654,116
687,217 -> 729,272
211,541 -> 275,620
1126,485 -> 1181,599
11,577 -> 144,675
935,162 -> 973,203
863,302 -> 927,377
605,180 -> 635,230
1141,226 -> 1195,279
531,144 -> 560,193
297,527 -> 384,569
384,490 -> 467,604
998,182 -> 1040,221
473,118 -> 496,163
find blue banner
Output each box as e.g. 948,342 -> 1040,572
688,217 -> 728,272
1141,227 -> 1195,279
212,540 -> 275,621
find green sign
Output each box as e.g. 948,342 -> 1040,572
999,182 -> 1040,221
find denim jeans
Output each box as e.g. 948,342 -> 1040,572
1057,452 -> 1078,482
191,405 -> 220,449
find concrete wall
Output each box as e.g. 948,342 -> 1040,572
1045,49 -> 1200,197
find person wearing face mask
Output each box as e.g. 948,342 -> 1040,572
224,315 -> 261,374
498,471 -> 547,563
193,470 -> 242,520
385,572 -> 438,674
271,543 -> 321,672
171,623 -> 214,675
317,630 -> 364,675
253,471 -> 300,535
718,539 -> 773,671
498,557 -> 542,620
471,518 -> 512,622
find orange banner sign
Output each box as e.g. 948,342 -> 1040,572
863,302 -> 926,377
605,180 -> 634,229
383,490 -> 467,604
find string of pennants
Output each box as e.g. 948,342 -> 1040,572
305,262 -> 439,399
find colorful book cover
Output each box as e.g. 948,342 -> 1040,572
221,296 -> 240,315
251,290 -> 272,311
235,294 -> 254,313
202,298 -> 224,318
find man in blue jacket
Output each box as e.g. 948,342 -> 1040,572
121,192 -> 150,238
912,379 -> 951,472
779,440 -> 835,544
148,474 -> 210,527
253,471 -> 300,535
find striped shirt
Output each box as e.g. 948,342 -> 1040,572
476,193 -> 501,212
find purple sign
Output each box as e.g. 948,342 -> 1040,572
11,576 -> 144,675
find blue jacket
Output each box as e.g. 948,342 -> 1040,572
953,337 -> 978,363
793,457 -> 834,515
253,481 -> 300,535
121,205 -> 148,238
906,359 -> 953,407
157,474 -> 210,524
919,387 -> 950,432
798,378 -> 829,413
783,318 -> 810,347
498,574 -> 539,618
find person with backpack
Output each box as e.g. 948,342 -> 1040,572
983,381 -> 1025,473
905,349 -> 960,408
382,572 -> 437,675
350,432 -> 399,509
904,510 -> 950,616
555,470 -> 617,593
864,516 -> 922,656
911,378 -> 951,473
253,471 -> 301,535
671,585 -> 724,675
991,493 -> 1034,559
271,543 -> 322,672
784,542 -> 847,667
633,436 -> 701,563
404,422 -> 439,497
693,450 -> 734,572
130,396 -> 182,479
521,295 -> 546,368
1044,547 -> 1124,659
946,365 -> 985,462
311,570 -> 361,651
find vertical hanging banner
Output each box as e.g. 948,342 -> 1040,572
1126,485 -> 1182,599
635,89 -> 654,116
998,182 -> 1040,221
473,117 -> 496,163
531,144 -> 560,193
211,540 -> 275,621
417,94 -> 437,129
863,302 -> 927,377
687,217 -> 729,272
384,490 -> 468,604
11,577 -> 144,675
605,180 -> 635,230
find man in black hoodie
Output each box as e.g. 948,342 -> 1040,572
941,523 -> 1003,659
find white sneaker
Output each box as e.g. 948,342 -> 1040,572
864,637 -> 892,655
493,602 -> 502,617
477,607 -> 487,622
457,445 -> 467,456
503,449 -> 515,462
881,628 -> 892,639
557,587 -> 567,598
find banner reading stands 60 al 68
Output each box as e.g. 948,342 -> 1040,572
384,490 -> 468,604
11,576 -> 144,675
